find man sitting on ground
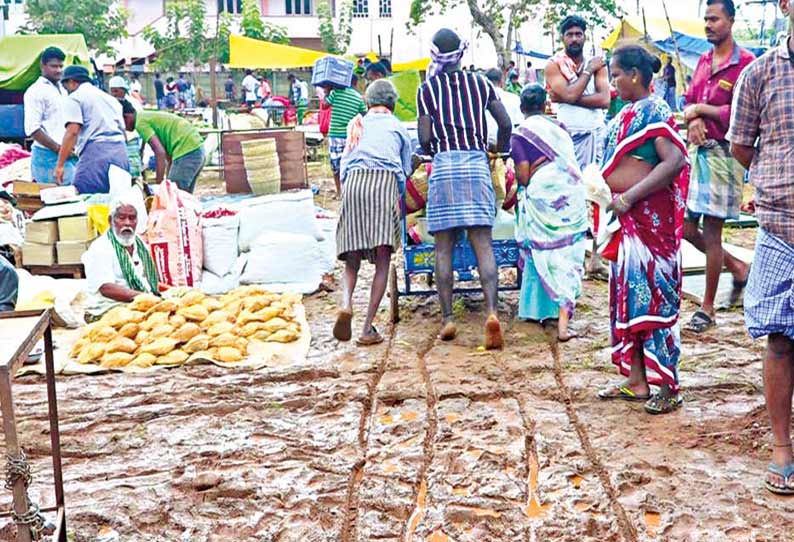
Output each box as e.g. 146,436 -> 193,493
82,194 -> 160,319
121,100 -> 205,193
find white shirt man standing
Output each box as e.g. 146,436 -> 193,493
23,46 -> 79,185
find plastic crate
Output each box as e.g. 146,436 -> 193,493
0,105 -> 25,139
311,56 -> 354,88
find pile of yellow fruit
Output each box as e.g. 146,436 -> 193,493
70,286 -> 302,369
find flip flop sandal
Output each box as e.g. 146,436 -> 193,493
597,385 -> 651,403
558,330 -> 579,343
333,309 -> 353,342
765,463 -> 794,495
356,327 -> 384,347
685,310 -> 715,333
644,393 -> 683,415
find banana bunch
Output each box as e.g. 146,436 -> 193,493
70,286 -> 303,369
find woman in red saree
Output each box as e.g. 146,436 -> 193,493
596,46 -> 690,414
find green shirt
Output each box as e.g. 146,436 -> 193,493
134,111 -> 204,160
505,81 -> 522,96
326,87 -> 367,138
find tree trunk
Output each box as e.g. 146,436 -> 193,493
465,0 -> 509,68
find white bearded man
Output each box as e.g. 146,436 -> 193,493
82,193 -> 160,319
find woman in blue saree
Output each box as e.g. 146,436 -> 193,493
510,84 -> 589,341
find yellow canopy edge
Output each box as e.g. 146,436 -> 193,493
393,57 -> 430,72
228,34 -> 328,69
601,16 -> 707,50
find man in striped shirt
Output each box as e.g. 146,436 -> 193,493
417,28 -> 512,350
321,77 -> 367,196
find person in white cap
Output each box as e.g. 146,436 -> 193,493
109,75 -> 143,111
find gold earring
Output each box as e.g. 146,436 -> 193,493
632,76 -> 638,83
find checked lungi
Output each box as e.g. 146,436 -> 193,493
744,228 -> 794,340
426,150 -> 495,234
686,141 -> 744,220
328,136 -> 346,175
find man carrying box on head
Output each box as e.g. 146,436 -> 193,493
121,100 -> 206,193
24,46 -> 79,185
82,193 -> 160,320
56,65 -> 130,193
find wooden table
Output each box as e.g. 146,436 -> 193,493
23,264 -> 85,279
0,310 -> 67,542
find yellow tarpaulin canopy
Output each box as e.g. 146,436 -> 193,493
601,16 -> 707,50
228,34 -> 328,69
393,57 -> 430,72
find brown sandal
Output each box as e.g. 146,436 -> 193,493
333,309 -> 353,341
356,327 -> 384,346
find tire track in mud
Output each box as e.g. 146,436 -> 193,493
400,330 -> 440,542
547,339 -> 639,542
341,322 -> 396,542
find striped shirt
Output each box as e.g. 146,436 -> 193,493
416,71 -> 498,153
327,88 -> 367,138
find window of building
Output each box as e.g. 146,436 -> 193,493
285,0 -> 312,15
378,0 -> 391,17
217,0 -> 242,14
352,0 -> 368,18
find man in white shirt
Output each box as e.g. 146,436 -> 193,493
23,47 -> 78,185
82,192 -> 160,319
484,68 -> 523,149
288,73 -> 310,123
242,69 -> 259,107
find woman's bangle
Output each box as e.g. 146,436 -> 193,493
618,194 -> 630,207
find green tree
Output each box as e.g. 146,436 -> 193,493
408,0 -> 621,68
240,0 -> 290,44
143,0 -> 210,72
22,0 -> 128,55
318,0 -> 354,54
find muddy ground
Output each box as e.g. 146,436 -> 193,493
1,161 -> 792,542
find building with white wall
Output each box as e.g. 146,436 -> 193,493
3,0 -> 554,70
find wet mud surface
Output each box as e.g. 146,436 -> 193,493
2,178 -> 793,540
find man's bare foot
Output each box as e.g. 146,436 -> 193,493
439,320 -> 457,341
484,314 -> 503,350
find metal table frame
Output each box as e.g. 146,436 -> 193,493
0,309 -> 66,542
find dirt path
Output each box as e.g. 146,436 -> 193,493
1,168 -> 792,541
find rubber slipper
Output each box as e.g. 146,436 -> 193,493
558,330 -> 579,343
644,393 -> 683,415
685,310 -> 715,333
765,463 -> 794,495
333,309 -> 353,342
727,265 -> 750,308
597,385 -> 651,402
356,327 -> 384,346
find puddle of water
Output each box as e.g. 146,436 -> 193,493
428,529 -> 453,542
405,479 -> 427,542
574,501 -> 590,512
383,461 -> 397,474
452,485 -> 470,496
525,455 -> 550,518
568,474 -> 584,489
445,413 -> 460,424
644,511 -> 661,536
465,449 -> 484,461
380,413 -> 396,425
401,410 -> 419,422
469,506 -> 501,518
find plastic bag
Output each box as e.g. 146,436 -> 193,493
146,179 -> 203,287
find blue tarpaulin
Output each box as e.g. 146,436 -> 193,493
653,32 -> 767,70
512,43 -> 551,60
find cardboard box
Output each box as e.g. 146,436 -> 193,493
58,215 -> 96,242
22,242 -> 55,266
56,241 -> 90,265
12,181 -> 42,197
25,220 -> 59,244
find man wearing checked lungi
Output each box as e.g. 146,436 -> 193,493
682,0 -> 755,333
417,28 -> 512,349
729,0 -> 794,496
